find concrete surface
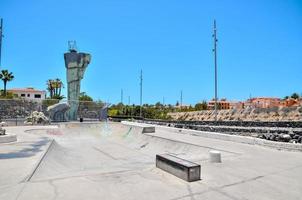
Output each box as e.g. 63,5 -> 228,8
0,122 -> 302,200
0,134 -> 17,143
154,125 -> 302,151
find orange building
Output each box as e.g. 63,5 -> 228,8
247,97 -> 281,108
281,98 -> 300,107
230,101 -> 245,109
208,98 -> 230,110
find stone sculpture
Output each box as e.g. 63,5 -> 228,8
64,49 -> 91,120
24,111 -> 49,125
47,102 -> 70,122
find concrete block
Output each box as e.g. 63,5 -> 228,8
142,126 -> 155,133
156,154 -> 200,182
209,150 -> 222,163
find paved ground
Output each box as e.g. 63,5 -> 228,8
0,122 -> 302,200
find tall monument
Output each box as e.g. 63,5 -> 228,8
64,41 -> 91,120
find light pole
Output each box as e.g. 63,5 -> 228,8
0,18 -> 3,68
139,69 -> 143,118
213,20 -> 218,121
121,89 -> 123,104
180,90 -> 183,110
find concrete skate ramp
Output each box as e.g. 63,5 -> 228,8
4,122 -> 302,200
29,122 -> 234,181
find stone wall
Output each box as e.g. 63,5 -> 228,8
168,106 -> 302,122
0,99 -> 42,119
0,99 -> 104,121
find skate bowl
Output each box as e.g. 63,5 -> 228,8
1,121 -> 302,200
0,134 -> 17,143
26,122 -> 234,182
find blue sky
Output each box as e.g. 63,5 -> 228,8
0,0 -> 301,105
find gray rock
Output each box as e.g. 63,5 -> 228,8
289,139 -> 298,143
0,127 -> 5,135
269,134 -> 276,141
47,102 -> 70,122
293,135 -> 300,140
280,134 -> 291,142
298,136 -> 302,143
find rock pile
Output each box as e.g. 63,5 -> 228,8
140,119 -> 302,144
24,111 -> 49,125
169,106 -> 302,122
261,132 -> 302,143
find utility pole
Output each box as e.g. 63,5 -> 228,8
163,96 -> 165,106
0,18 -> 3,68
121,89 -> 123,104
180,90 -> 183,110
128,95 -> 131,117
213,20 -> 218,121
139,69 -> 143,118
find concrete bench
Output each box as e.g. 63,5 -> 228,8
156,154 -> 200,182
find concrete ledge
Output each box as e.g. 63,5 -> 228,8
156,154 -> 200,182
0,134 -> 17,143
121,121 -> 155,133
156,125 -> 302,152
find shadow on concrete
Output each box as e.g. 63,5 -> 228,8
0,138 -> 50,159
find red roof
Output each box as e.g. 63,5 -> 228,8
8,88 -> 46,93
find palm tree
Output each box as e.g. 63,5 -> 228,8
46,79 -> 54,98
55,78 -> 64,96
0,70 -> 14,96
46,78 -> 64,99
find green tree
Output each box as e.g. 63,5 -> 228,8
0,70 -> 14,96
79,92 -> 93,101
291,93 -> 300,99
155,102 -> 163,108
195,101 -> 208,110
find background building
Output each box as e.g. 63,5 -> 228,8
8,87 -> 46,102
208,98 -> 230,110
247,97 -> 281,108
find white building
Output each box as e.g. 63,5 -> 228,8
8,87 -> 46,102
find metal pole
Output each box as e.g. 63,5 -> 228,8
139,69 -> 143,118
0,18 -> 3,68
213,20 -> 218,121
128,95 -> 131,117
180,90 -> 183,110
121,89 -> 123,104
